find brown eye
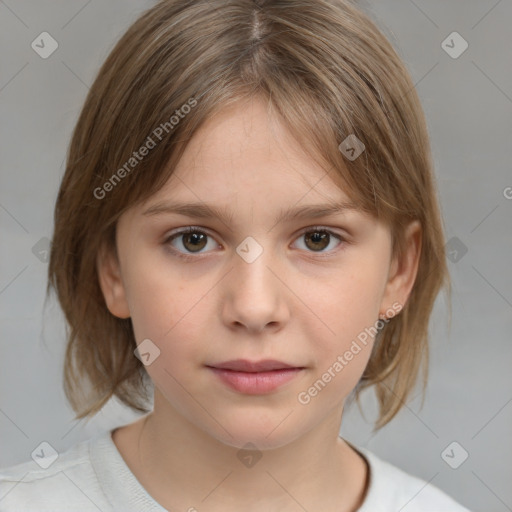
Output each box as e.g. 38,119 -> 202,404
166,227 -> 217,256
304,231 -> 330,251
181,231 -> 207,252
294,228 -> 344,254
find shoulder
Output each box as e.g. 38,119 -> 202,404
0,434 -> 110,512
355,446 -> 472,512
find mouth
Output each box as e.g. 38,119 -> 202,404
205,359 -> 305,394
207,359 -> 303,372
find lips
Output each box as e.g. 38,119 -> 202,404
206,359 -> 305,394
207,359 -> 301,372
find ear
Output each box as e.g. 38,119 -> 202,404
96,241 -> 131,319
379,220 -> 422,318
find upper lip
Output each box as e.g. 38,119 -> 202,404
207,359 -> 302,372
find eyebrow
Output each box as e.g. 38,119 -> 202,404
142,200 -> 360,225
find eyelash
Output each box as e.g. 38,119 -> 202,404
163,225 -> 347,262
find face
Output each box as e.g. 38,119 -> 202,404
98,96 -> 420,450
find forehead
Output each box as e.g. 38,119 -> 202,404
136,97 -> 359,218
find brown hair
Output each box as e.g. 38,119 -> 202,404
47,0 -> 450,429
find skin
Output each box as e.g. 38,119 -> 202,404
97,95 -> 421,512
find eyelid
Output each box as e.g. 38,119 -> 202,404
295,224 -> 344,237
164,225 -> 217,243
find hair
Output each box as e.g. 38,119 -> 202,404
47,0 -> 450,429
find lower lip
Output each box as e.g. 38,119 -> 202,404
208,367 -> 303,394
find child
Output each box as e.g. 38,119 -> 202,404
0,0 -> 471,510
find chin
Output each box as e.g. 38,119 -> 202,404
202,413 -> 308,452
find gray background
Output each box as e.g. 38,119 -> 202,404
1,1 -> 511,511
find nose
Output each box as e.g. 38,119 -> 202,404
221,244 -> 290,334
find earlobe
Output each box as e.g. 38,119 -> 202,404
379,220 -> 422,317
96,242 -> 131,319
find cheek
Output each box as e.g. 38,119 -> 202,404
294,279 -> 380,409
127,269 -> 210,397
309,260 -> 385,334
296,254 -> 387,377
123,251 -> 202,345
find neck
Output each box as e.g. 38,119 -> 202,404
114,393 -> 369,512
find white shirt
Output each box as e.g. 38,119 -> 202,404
0,430 -> 471,511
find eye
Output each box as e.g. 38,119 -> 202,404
164,227 -> 219,259
292,226 -> 344,254
163,225 -> 345,261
